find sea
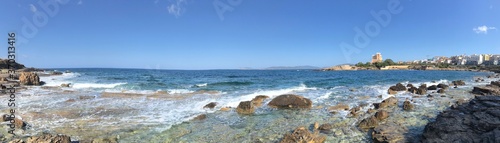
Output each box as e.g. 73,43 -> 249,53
1,68 -> 495,142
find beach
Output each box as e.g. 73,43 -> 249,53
0,69 -> 498,142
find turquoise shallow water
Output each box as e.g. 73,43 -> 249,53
1,69 -> 494,142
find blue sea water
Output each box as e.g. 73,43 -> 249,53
8,68 -> 494,142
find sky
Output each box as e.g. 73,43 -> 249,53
0,0 -> 499,69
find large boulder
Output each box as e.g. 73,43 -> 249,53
387,89 -> 397,95
427,85 -> 437,90
421,95 -> 500,143
372,122 -> 407,143
472,85 -> 500,95
403,100 -> 414,111
268,94 -> 312,109
375,110 -> 389,121
236,101 -> 255,114
280,126 -> 326,143
437,83 -> 449,89
26,134 -> 71,143
389,83 -> 407,92
437,89 -> 445,94
19,72 -> 40,85
359,116 -> 379,130
374,97 -> 398,109
203,102 -> 217,109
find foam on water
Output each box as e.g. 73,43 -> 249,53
72,83 -> 126,89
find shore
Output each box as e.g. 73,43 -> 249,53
0,69 -> 499,142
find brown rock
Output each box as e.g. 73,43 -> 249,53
192,114 -> 207,121
203,102 -> 217,109
19,72 -> 40,85
268,94 -> 312,109
236,101 -> 255,114
60,83 -> 71,87
220,107 -> 231,111
91,137 -> 119,143
372,122 -> 407,143
437,89 -> 445,94
367,108 -> 376,114
375,110 -> 389,121
280,126 -> 326,143
26,134 -> 71,143
318,123 -> 333,134
403,100 -> 414,111
359,116 -> 379,130
251,95 -> 269,106
328,103 -> 349,111
374,97 -> 398,109
452,80 -> 465,86
388,89 -> 397,95
437,83 -> 449,89
8,139 -> 24,143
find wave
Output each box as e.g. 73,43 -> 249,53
209,81 -> 254,86
193,83 -> 208,87
72,83 -> 127,89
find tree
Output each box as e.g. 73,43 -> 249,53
383,59 -> 395,66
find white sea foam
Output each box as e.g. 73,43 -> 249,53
72,83 -> 126,89
194,83 -> 208,87
40,72 -> 80,87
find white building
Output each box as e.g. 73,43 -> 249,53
467,54 -> 483,65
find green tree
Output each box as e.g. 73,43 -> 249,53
383,59 -> 395,66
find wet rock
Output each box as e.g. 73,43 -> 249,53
427,85 -> 437,90
220,107 -> 231,111
427,94 -> 433,98
236,101 -> 255,114
491,81 -> 500,87
374,97 -> 398,109
318,123 -> 333,134
417,87 -> 427,95
91,137 -> 119,143
403,100 -> 414,111
437,83 -> 449,89
268,94 -> 312,109
349,106 -> 362,117
60,83 -> 71,87
406,83 -> 414,88
280,126 -> 326,143
437,89 -> 445,94
1,115 -> 27,129
389,83 -> 407,92
375,110 -> 389,121
78,96 -> 95,100
367,108 -> 376,114
408,87 -> 418,94
203,102 -> 217,109
372,122 -> 407,143
419,84 -> 427,89
328,104 -> 349,111
65,99 -> 76,102
358,116 -> 379,130
422,95 -> 500,143
26,134 -> 71,143
452,80 -> 466,86
472,86 -> 500,95
192,114 -> 207,121
387,89 -> 397,95
19,72 -> 40,85
251,95 -> 269,106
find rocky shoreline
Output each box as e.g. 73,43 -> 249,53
2,69 -> 500,142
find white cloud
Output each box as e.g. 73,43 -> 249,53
78,0 -> 83,5
473,25 -> 497,34
29,4 -> 37,13
167,0 -> 186,17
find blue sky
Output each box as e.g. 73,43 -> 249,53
1,0 -> 499,69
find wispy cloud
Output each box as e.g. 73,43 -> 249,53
29,4 -> 37,13
473,25 -> 497,34
167,0 -> 186,17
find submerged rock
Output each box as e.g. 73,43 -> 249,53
372,122 -> 407,143
236,101 -> 255,114
358,116 -> 379,130
452,80 -> 466,86
280,126 -> 326,143
328,103 -> 349,111
268,94 -> 312,109
403,99 -> 414,111
421,95 -> 500,143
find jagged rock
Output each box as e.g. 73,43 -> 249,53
403,100 -> 414,111
421,95 -> 500,143
419,84 -> 427,89
236,101 -> 255,114
452,80 -> 465,86
251,95 -> 269,106
268,94 -> 312,109
408,87 -> 418,94
388,89 -> 397,95
19,72 -> 40,85
417,87 -> 427,95
472,86 -> 500,95
328,103 -> 349,111
427,85 -> 437,90
375,110 -> 389,121
437,83 -> 449,89
280,126 -> 326,143
491,81 -> 500,87
372,122 -> 407,143
359,116 -> 379,130
389,83 -> 407,92
203,102 -> 217,109
26,134 -> 71,143
367,108 -> 376,114
374,97 -> 398,109
406,83 -> 414,88
318,123 -> 333,134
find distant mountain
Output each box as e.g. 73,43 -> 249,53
265,66 -> 320,70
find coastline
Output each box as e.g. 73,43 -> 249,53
0,68 -> 499,142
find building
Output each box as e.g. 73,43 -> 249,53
371,52 -> 383,64
466,54 -> 483,65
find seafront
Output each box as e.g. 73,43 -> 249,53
0,66 -> 499,142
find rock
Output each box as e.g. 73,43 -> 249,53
427,94 -> 433,98
437,83 -> 449,89
236,101 -> 255,114
427,85 -> 437,90
0,77 -> 8,81
372,122 -> 407,143
65,99 -> 76,102
1,115 -> 27,129
318,123 -> 332,134
421,95 -> 500,143
251,95 -> 269,106
192,114 -> 207,121
491,81 -> 500,87
437,89 -> 445,94
349,106 -> 362,117
328,103 -> 349,111
406,83 -> 414,88
403,100 -> 414,111
280,126 -> 326,143
408,87 -> 418,94
268,94 -> 312,109
417,87 -> 427,95
220,107 -> 231,111
472,86 -> 500,95
419,84 -> 427,89
374,97 -> 398,109
367,108 -> 376,114
91,137 -> 119,143
375,110 -> 389,121
78,96 -> 95,100
389,83 -> 407,92
203,102 -> 217,109
60,83 -> 71,87
19,72 -> 40,85
387,89 -> 397,95
8,139 -> 24,143
358,116 -> 379,130
51,71 -> 63,75
26,134 -> 71,143
452,80 -> 466,86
